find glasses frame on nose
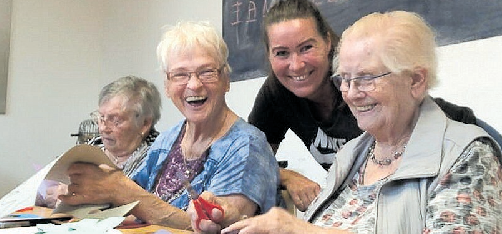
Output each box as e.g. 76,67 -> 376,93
90,110 -> 129,129
166,65 -> 225,85
331,72 -> 392,92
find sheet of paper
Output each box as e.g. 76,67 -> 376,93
45,144 -> 118,184
0,226 -> 38,234
0,144 -> 130,220
0,159 -> 57,218
53,201 -> 139,220
36,217 -> 124,234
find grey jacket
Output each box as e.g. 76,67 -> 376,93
303,97 -> 500,233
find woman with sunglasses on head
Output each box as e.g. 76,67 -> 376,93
248,0 -> 502,212
58,21 -> 279,231
223,10 -> 502,234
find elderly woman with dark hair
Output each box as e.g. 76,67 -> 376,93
35,75 -> 162,207
221,11 -> 502,234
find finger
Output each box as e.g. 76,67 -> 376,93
98,163 -> 116,172
293,192 -> 306,209
199,219 -> 221,234
67,162 -> 92,174
210,208 -> 224,222
306,189 -> 319,205
221,218 -> 249,233
58,192 -> 85,205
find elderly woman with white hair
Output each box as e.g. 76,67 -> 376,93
58,21 -> 279,231
221,11 -> 502,234
35,75 -> 162,208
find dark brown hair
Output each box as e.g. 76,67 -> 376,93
263,0 -> 339,67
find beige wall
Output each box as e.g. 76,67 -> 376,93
1,0 -> 501,197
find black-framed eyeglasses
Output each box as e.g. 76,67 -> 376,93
166,65 -> 225,85
331,72 -> 392,92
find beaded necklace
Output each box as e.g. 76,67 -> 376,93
368,141 -> 406,166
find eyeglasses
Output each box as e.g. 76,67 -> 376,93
167,65 -> 225,85
331,72 -> 392,92
90,111 -> 127,128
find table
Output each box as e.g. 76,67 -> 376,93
8,207 -> 191,233
119,224 -> 192,233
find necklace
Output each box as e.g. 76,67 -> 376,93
105,149 -> 127,169
368,141 -> 406,166
180,110 -> 228,178
181,141 -> 212,178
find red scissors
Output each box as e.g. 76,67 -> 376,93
185,181 -> 225,229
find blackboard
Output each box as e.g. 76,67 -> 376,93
223,0 -> 502,82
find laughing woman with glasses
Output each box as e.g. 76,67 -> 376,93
222,11 -> 502,234
58,21 -> 279,231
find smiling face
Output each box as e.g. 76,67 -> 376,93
267,18 -> 331,100
337,35 -> 422,136
164,46 -> 229,125
97,95 -> 150,157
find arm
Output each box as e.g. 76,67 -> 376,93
221,207 -> 352,234
280,168 -> 321,212
188,192 -> 257,234
59,163 -> 191,230
188,124 -> 280,233
273,143 -> 321,211
424,139 -> 502,233
249,79 -> 321,211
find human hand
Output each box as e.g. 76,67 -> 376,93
187,192 -> 225,234
36,180 -> 68,208
58,163 -> 127,206
222,207 -> 353,234
221,207 -> 298,234
282,170 -> 321,211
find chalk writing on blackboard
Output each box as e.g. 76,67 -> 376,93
223,0 -> 502,82
223,0 -> 272,82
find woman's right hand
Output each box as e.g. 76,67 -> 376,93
281,169 -> 321,211
36,180 -> 68,208
221,207 -> 352,234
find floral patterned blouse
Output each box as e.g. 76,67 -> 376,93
312,140 -> 502,233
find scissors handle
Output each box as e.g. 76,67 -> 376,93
194,197 -> 225,229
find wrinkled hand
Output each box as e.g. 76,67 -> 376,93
58,162 -> 126,206
222,207 -> 353,234
283,170 -> 321,211
221,207 -> 296,234
187,192 -> 225,234
36,180 -> 68,208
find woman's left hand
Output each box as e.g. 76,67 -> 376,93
58,162 -> 128,206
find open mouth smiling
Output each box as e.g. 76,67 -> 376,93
355,104 -> 376,112
290,70 -> 313,81
185,96 -> 207,106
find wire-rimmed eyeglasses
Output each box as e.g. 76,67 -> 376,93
331,72 -> 392,92
166,65 -> 225,85
90,110 -> 126,128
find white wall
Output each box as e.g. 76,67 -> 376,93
1,0 -> 501,197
